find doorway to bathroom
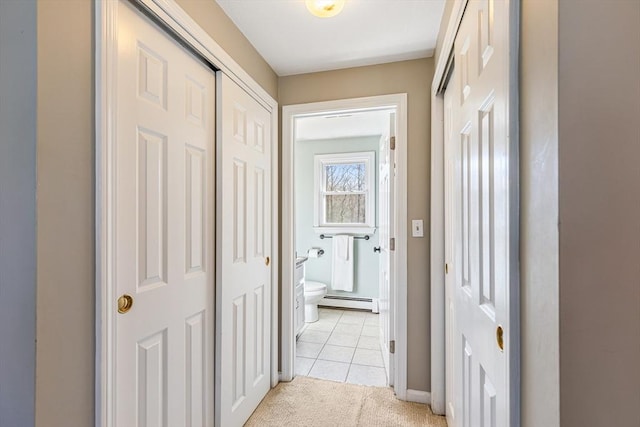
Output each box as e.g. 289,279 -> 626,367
282,94 -> 410,398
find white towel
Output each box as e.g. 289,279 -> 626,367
331,235 -> 354,292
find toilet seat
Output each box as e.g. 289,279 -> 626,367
304,280 -> 326,293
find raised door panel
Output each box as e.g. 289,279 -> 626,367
137,330 -> 168,427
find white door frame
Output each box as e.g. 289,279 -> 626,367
281,94 -> 409,400
95,1 -> 279,425
430,0 -> 521,421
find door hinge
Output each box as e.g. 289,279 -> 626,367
445,263 -> 449,274
390,136 -> 396,150
390,237 -> 395,251
390,340 -> 395,354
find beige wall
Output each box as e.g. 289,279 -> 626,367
36,1 -> 95,425
558,1 -> 640,426
279,58 -> 434,391
34,1 -> 276,426
174,0 -> 278,99
520,0 -> 560,425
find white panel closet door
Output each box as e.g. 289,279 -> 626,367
450,1 -> 517,426
114,2 -> 215,426
216,72 -> 272,427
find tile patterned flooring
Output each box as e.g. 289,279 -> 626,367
295,308 -> 387,387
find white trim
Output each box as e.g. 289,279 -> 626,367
406,389 -> 432,405
312,227 -> 376,235
432,0 -> 469,96
429,0 -> 468,416
95,1 -> 118,425
281,94 -> 408,401
96,1 -> 279,426
429,92 -> 446,416
270,99 -> 280,390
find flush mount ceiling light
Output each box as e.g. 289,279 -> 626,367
305,0 -> 346,18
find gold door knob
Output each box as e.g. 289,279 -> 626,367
265,256 -> 270,266
496,325 -> 504,351
118,294 -> 134,314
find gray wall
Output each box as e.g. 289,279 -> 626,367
0,1 -> 37,425
295,136 -> 380,298
558,1 -> 640,426
280,58 -> 434,391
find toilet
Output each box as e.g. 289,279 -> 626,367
303,280 -> 327,323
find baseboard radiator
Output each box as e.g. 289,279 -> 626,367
319,295 -> 379,313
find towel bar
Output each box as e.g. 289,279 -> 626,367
319,234 -> 370,240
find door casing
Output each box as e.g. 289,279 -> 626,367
95,1 -> 279,425
281,94 -> 410,400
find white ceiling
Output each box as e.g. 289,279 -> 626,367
296,109 -> 393,141
215,0 -> 446,76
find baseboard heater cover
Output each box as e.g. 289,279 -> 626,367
324,295 -> 372,302
319,295 -> 379,312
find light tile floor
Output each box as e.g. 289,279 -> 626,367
296,308 -> 388,387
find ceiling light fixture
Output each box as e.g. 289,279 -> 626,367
305,0 -> 346,18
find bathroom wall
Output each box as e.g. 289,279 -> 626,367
295,136 -> 381,299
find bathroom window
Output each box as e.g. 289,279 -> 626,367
313,151 -> 375,233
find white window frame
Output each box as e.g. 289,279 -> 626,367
313,151 -> 376,234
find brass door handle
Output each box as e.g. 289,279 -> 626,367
265,256 -> 270,266
496,325 -> 504,351
118,294 -> 133,314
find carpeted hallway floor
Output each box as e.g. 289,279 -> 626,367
245,376 -> 448,426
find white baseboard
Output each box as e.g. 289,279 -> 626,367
406,389 -> 431,404
319,296 -> 373,311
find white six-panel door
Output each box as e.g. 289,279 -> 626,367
447,0 -> 516,426
216,73 -> 272,427
115,2 -> 215,426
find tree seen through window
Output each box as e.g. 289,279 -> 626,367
324,162 -> 366,224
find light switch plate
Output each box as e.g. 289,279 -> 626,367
412,219 -> 424,237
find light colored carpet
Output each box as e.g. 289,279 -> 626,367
245,376 -> 448,427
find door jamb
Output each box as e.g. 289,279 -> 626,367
281,94 -> 409,399
95,1 -> 279,426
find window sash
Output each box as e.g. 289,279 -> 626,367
313,151 -> 375,230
